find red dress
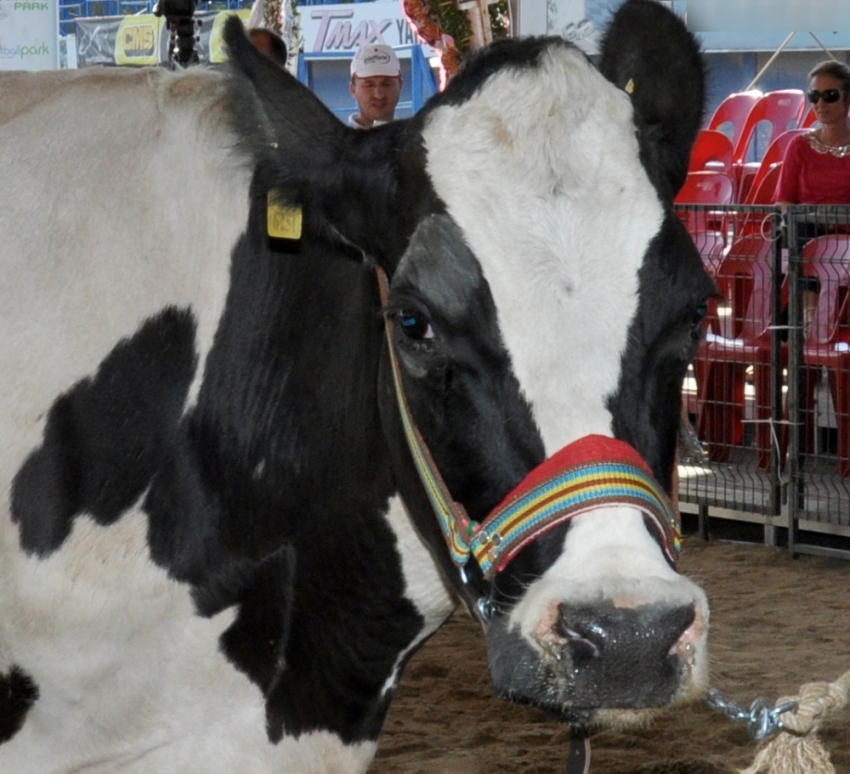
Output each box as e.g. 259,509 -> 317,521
776,130 -> 850,204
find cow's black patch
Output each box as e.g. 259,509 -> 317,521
11,308 -> 197,555
0,666 -> 39,745
599,0 -> 705,201
595,0 -> 709,492
135,224 -> 427,745
217,545 -> 296,696
608,215 -> 718,492
259,513 -> 430,743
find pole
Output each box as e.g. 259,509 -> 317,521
808,32 -> 839,60
745,32 -> 796,91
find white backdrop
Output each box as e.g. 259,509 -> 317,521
549,0 -> 671,54
0,0 -> 58,70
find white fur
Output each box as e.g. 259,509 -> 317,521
424,47 -> 660,452
423,46 -> 709,704
0,67 -> 242,490
379,497 -> 457,697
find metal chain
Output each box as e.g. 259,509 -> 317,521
706,688 -> 799,742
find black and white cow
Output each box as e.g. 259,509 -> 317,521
0,1 -> 716,771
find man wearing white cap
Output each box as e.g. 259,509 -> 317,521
348,44 -> 402,129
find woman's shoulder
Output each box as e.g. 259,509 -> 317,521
794,129 -> 819,151
779,131 -> 811,166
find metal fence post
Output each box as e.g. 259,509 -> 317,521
766,209 -> 783,544
786,206 -> 803,557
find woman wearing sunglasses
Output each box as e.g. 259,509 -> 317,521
776,60 -> 850,209
774,61 -> 850,333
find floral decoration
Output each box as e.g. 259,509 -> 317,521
403,0 -> 510,83
262,0 -> 281,32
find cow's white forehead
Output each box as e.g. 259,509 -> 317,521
422,45 -> 663,455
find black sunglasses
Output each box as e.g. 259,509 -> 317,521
807,88 -> 843,104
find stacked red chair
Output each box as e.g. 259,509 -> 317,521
743,129 -> 807,204
797,236 -> 850,477
799,105 -> 818,128
707,90 -> 762,162
688,129 -> 734,177
694,236 -> 781,467
675,171 -> 735,263
732,90 -> 806,200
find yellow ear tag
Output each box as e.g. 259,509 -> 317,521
267,192 -> 303,240
625,78 -> 636,95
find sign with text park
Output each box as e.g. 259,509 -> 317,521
0,0 -> 59,70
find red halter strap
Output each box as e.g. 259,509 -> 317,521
469,435 -> 680,579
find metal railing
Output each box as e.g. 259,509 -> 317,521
676,203 -> 850,560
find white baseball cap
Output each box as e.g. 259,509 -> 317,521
350,44 -> 401,79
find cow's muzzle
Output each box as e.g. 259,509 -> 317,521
486,599 -> 705,725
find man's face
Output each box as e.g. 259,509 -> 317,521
351,76 -> 402,125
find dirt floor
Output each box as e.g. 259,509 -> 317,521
370,538 -> 850,774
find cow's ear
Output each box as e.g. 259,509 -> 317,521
598,0 -> 704,201
222,17 -> 346,179
223,18 -> 404,263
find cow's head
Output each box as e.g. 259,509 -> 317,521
223,0 -> 715,730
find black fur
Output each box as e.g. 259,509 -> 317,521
598,1 -> 713,492
0,666 -> 39,745
378,215 -> 545,593
142,198 -> 423,741
609,215 -> 719,493
599,0 -> 706,201
11,308 -> 197,555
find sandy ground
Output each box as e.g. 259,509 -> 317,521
370,538 -> 850,774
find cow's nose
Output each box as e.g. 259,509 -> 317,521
556,602 -> 696,671
487,596 -> 707,717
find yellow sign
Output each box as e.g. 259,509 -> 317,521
116,15 -> 163,66
267,194 -> 303,240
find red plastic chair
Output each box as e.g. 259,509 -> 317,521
688,129 -> 734,177
694,236 -> 781,466
707,90 -> 762,158
734,163 -> 783,239
747,163 -> 782,205
739,129 -> 807,204
675,171 -> 735,237
675,172 -> 735,205
732,90 -> 806,198
798,236 -> 850,477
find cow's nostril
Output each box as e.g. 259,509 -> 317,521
562,629 -> 600,663
557,610 -> 607,663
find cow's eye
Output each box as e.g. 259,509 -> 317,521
397,310 -> 434,340
690,302 -> 709,341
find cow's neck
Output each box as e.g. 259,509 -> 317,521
144,234 -> 434,743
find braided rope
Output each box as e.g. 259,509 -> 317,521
739,669 -> 850,774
